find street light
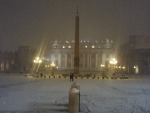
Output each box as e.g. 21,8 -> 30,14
109,58 -> 118,75
133,65 -> 139,74
100,64 -> 105,74
51,62 -> 56,67
51,62 -> 56,76
101,64 -> 105,68
33,57 -> 42,63
109,58 -> 118,65
33,57 -> 42,74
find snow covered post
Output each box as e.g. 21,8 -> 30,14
70,82 -> 80,112
69,88 -> 79,113
71,82 -> 80,90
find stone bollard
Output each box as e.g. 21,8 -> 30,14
71,82 -> 80,111
69,88 -> 79,113
71,82 -> 80,90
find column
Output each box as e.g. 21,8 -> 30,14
71,54 -> 73,68
58,53 -> 61,68
83,53 -> 85,69
89,53 -> 91,70
87,53 -> 89,69
65,53 -> 67,68
96,54 -> 98,68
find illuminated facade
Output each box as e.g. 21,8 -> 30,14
49,39 -> 114,73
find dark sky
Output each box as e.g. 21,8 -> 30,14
0,0 -> 150,50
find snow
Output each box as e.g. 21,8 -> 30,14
0,73 -> 150,113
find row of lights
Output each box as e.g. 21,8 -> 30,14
101,64 -> 126,69
65,40 -> 93,43
114,66 -> 125,69
62,45 -> 104,49
34,57 -> 138,73
101,58 -> 125,69
54,40 -> 112,44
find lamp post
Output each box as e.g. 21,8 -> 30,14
109,58 -> 118,74
33,57 -> 42,64
109,58 -> 117,66
33,57 -> 42,73
51,62 -> 56,76
100,64 -> 105,73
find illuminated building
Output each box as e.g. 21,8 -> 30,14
49,39 -> 114,73
48,11 -> 115,74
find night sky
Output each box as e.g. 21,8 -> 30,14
0,0 -> 150,50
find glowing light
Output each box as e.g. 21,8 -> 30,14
101,64 -> 105,67
33,57 -> 42,63
109,58 -> 118,65
51,62 -> 56,67
66,41 -> 69,43
92,45 -> 95,48
134,65 -> 139,74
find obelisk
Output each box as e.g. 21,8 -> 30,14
74,10 -> 80,75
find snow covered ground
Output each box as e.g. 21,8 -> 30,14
0,73 -> 150,113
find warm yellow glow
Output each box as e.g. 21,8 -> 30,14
101,64 -> 105,67
63,46 -> 65,48
109,58 -> 118,65
51,62 -> 56,67
134,65 -> 139,74
33,57 -> 42,63
92,45 -> 95,48
85,45 -> 87,48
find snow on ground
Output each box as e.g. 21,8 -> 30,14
0,73 -> 150,113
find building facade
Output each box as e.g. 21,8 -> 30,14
0,51 -> 17,72
49,39 -> 114,74
0,46 -> 36,73
17,46 -> 36,73
119,35 -> 150,75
